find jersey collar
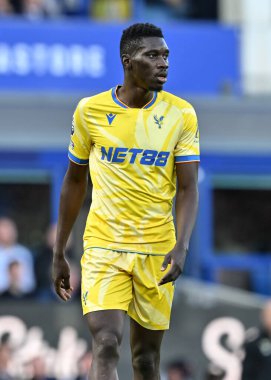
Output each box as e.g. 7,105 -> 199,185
111,86 -> 158,109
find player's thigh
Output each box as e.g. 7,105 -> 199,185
85,309 -> 126,344
130,318 -> 164,356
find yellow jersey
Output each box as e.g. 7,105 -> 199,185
68,86 -> 200,255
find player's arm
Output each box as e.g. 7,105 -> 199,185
159,162 -> 199,285
52,161 -> 88,301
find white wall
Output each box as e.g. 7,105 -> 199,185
220,0 -> 271,94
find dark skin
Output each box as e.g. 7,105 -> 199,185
118,37 -> 169,107
53,36 -> 198,380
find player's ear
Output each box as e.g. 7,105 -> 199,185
122,54 -> 132,70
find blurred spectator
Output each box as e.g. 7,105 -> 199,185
0,0 -> 14,15
165,0 -> 191,18
0,260 -> 33,299
22,0 -> 46,18
62,0 -> 90,17
26,356 -> 56,380
144,0 -> 217,20
9,0 -> 24,13
0,337 -> 13,380
75,351 -> 93,380
0,217 -> 36,294
144,0 -> 189,20
91,0 -> 131,20
22,0 -> 62,19
241,300 -> 271,380
0,0 -> 68,20
204,364 -> 225,380
165,359 -> 193,380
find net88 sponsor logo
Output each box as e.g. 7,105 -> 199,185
101,147 -> 170,167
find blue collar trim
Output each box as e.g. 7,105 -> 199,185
111,86 -> 157,109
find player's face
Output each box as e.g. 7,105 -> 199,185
130,37 -> 169,92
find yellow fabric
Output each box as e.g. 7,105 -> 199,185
81,248 -> 175,330
69,87 -> 200,255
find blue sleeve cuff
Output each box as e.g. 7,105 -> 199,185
68,151 -> 89,165
175,155 -> 200,163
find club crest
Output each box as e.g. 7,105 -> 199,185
154,115 -> 164,129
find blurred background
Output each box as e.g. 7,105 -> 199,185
1,0 -> 271,379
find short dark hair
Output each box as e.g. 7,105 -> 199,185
120,23 -> 164,57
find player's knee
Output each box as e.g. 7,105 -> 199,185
95,332 -> 120,361
132,351 -> 159,375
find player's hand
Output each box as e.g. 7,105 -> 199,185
158,246 -> 188,286
52,255 -> 73,301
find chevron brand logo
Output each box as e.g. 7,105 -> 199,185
106,113 -> 117,125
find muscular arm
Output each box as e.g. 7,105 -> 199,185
52,161 -> 89,300
174,162 -> 199,253
159,162 -> 199,285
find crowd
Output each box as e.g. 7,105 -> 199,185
0,333 -> 93,380
0,345 -> 239,380
0,0 -> 91,18
0,340 -> 199,380
144,0 -> 217,21
0,217 -> 80,302
0,217 -> 36,298
0,0 -> 217,20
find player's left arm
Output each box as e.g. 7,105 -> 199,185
159,162 -> 199,285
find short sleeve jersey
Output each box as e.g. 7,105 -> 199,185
69,87 -> 200,255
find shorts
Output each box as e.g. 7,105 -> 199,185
81,248 -> 175,330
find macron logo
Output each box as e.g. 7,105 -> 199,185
106,113 -> 117,125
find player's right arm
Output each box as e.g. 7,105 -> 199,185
53,98 -> 91,301
52,161 -> 88,301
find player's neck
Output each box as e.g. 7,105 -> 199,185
117,84 -> 154,109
